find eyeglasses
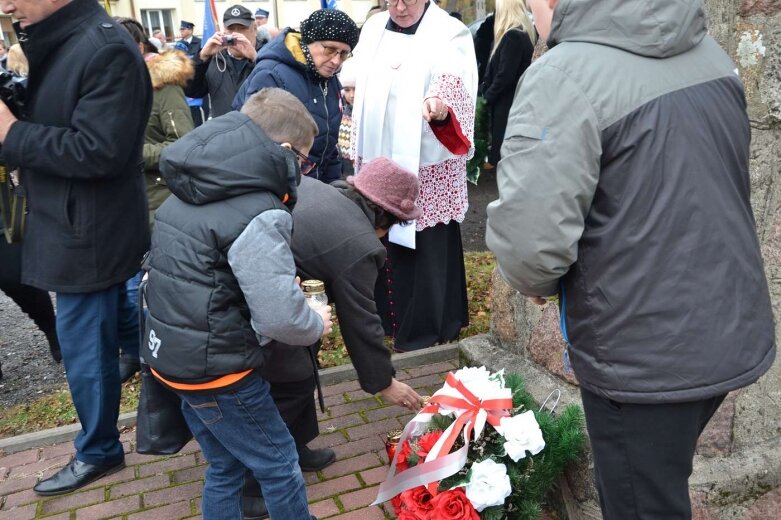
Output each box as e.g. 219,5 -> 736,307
385,0 -> 419,6
291,146 -> 316,175
317,42 -> 352,61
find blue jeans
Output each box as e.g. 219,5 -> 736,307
177,374 -> 315,520
56,282 -> 138,466
122,270 -> 144,359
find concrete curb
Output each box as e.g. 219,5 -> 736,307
0,343 -> 461,456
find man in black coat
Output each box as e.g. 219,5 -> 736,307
186,5 -> 260,118
0,0 -> 152,496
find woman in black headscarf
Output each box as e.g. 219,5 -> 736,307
233,9 -> 359,184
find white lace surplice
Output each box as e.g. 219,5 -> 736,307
350,5 -> 477,239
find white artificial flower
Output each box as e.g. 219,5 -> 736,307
463,459 -> 512,512
428,367 -> 512,440
452,366 -> 505,400
495,410 -> 546,462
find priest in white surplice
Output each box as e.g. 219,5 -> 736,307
350,0 -> 477,351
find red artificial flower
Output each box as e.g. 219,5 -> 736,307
416,430 -> 444,460
429,487 -> 480,520
400,486 -> 435,516
396,510 -> 423,520
391,494 -> 403,515
396,440 -> 414,471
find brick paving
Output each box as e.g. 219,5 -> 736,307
0,359 -> 461,520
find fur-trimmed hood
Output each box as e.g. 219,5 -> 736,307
147,49 -> 194,90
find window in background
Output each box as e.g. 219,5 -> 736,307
141,9 -> 174,41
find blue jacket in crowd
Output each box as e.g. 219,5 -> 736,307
233,29 -> 343,183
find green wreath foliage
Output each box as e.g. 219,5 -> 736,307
467,96 -> 490,185
421,372 -> 586,519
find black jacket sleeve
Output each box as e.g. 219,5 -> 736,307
483,30 -> 534,106
4,44 -> 150,180
185,56 -> 211,99
331,248 -> 394,395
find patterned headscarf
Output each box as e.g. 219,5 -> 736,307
299,41 -> 325,81
300,9 -> 359,50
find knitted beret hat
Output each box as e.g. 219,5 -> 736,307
347,158 -> 422,220
300,9 -> 359,50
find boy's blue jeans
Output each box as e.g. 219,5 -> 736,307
176,374 -> 315,520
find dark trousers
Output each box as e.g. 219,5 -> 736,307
269,376 -> 319,446
0,283 -> 56,336
56,283 -> 138,466
0,237 -> 56,338
580,388 -> 725,520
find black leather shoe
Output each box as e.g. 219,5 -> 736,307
243,495 -> 269,520
119,357 -> 140,384
297,445 -> 336,472
33,458 -> 125,496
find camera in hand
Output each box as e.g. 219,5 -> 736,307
0,70 -> 28,244
0,70 -> 27,118
223,35 -> 236,46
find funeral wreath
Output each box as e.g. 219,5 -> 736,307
376,367 -> 585,520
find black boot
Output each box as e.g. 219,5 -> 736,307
242,495 -> 269,520
297,444 -> 336,472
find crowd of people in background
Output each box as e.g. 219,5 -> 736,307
0,1 -> 775,520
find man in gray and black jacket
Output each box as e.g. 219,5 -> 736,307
144,88 -> 331,519
486,1 -> 776,518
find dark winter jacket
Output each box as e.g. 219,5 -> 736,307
186,46 -> 258,118
232,29 -> 343,183
260,177 -> 393,394
482,27 -> 534,166
2,0 -> 152,293
144,112 -> 323,385
486,0 -> 775,404
473,13 -> 495,89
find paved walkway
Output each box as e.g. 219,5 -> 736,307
0,359 -> 460,520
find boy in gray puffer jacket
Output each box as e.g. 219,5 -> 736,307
144,88 -> 331,520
